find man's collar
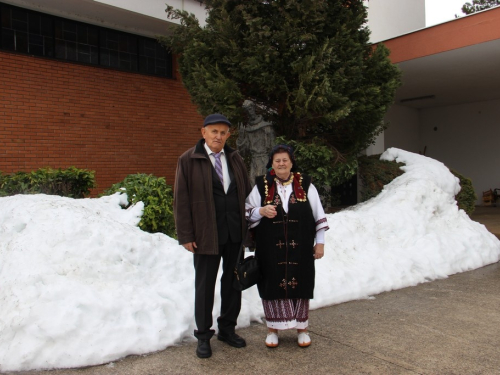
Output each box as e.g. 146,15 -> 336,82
193,139 -> 234,158
204,142 -> 225,155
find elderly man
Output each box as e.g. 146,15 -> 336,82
174,113 -> 252,358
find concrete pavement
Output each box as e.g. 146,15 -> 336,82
471,206 -> 500,239
5,208 -> 500,375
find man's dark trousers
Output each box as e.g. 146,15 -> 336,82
193,240 -> 241,340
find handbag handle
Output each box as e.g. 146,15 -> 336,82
236,243 -> 245,264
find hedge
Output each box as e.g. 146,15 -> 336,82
358,154 -> 476,215
0,167 -> 96,198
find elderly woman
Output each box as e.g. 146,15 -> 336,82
245,144 -> 329,348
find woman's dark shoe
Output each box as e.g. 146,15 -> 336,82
196,339 -> 212,358
217,332 -> 247,348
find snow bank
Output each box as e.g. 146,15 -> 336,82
312,148 -> 500,307
0,149 -> 498,371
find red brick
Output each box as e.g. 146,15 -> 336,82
0,51 -> 203,195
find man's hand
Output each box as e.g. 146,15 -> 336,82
182,242 -> 197,253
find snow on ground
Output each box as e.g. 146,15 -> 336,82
1,148 -> 499,371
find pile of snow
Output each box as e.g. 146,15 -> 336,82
0,148 -> 499,371
313,148 -> 500,307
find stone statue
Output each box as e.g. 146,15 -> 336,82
237,100 -> 276,185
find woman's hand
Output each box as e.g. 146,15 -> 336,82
313,243 -> 324,259
259,205 -> 277,218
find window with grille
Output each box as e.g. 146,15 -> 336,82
0,2 -> 173,78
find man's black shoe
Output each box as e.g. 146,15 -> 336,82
217,332 -> 247,348
196,339 -> 212,358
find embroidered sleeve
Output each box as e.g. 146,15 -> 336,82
316,228 -> 326,244
245,185 -> 264,229
308,183 -> 330,233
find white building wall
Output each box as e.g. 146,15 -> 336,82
365,132 -> 385,156
95,0 -> 207,26
382,100 -> 500,205
365,0 -> 426,43
384,104 -> 421,154
418,99 -> 500,205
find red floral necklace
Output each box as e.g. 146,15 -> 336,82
264,170 -> 307,205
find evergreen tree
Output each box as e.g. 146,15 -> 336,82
461,0 -> 500,14
161,0 -> 400,183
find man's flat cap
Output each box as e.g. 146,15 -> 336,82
203,113 -> 232,127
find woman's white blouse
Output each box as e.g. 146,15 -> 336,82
245,181 -> 329,244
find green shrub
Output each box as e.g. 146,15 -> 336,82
358,154 -> 404,202
0,171 -> 4,195
451,169 -> 476,215
0,167 -> 96,198
275,136 -> 358,207
358,154 -> 476,215
102,174 -> 176,238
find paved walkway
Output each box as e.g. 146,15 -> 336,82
471,205 -> 500,239
6,207 -> 500,375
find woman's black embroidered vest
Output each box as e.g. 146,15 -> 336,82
254,173 -> 316,300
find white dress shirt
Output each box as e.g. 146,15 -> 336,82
204,142 -> 231,193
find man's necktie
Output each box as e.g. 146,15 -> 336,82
213,152 -> 224,185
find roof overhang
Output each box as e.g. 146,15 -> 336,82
380,7 -> 500,109
0,0 -> 202,38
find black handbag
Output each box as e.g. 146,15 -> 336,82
233,244 -> 261,291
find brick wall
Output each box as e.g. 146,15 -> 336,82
0,50 -> 203,195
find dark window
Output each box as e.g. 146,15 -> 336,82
55,19 -> 98,64
139,38 -> 172,77
0,2 -> 172,78
1,4 -> 54,56
100,29 -> 137,71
